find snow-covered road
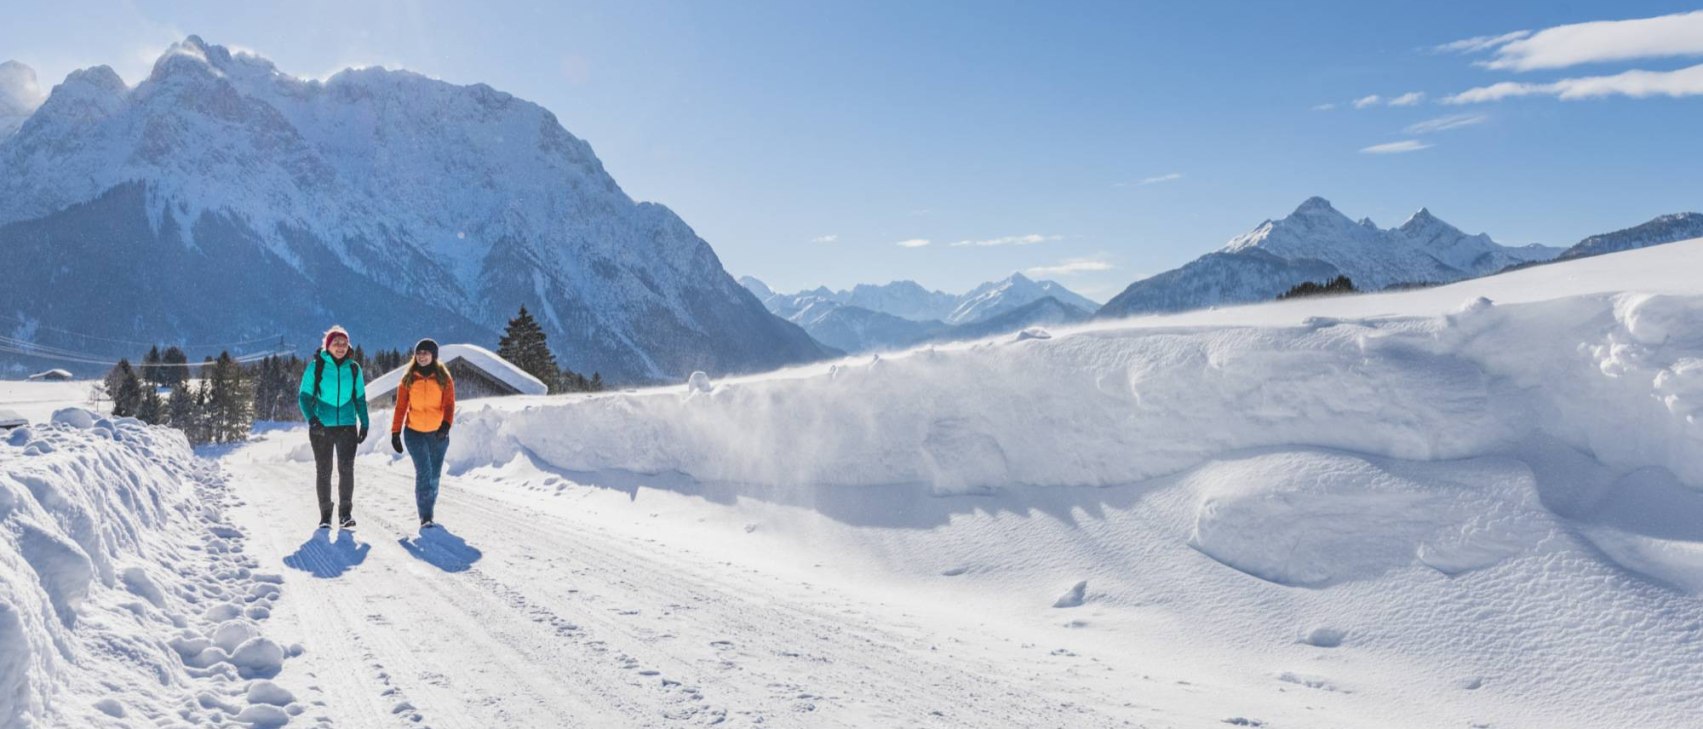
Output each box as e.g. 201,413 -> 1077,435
225,438 -> 1147,728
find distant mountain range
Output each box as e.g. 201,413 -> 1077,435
0,38 -> 831,382
1097,197 -> 1702,320
739,273 -> 1098,354
1098,197 -> 1566,318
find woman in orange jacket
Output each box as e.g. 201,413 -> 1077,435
390,339 -> 456,528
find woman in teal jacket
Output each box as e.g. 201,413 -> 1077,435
297,325 -> 370,529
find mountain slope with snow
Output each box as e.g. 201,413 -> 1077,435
1558,211 -> 1703,261
1098,197 -> 1563,318
0,38 -> 829,382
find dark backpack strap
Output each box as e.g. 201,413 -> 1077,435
312,349 -> 327,399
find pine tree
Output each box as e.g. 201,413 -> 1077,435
136,386 -> 165,424
141,345 -> 163,385
590,372 -> 603,392
166,383 -> 197,435
161,346 -> 188,387
105,359 -> 144,417
206,351 -> 253,443
498,306 -> 561,392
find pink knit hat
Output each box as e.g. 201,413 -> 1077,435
322,325 -> 349,349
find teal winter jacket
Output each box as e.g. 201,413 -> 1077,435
297,351 -> 370,429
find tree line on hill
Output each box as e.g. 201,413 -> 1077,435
100,306 -> 603,444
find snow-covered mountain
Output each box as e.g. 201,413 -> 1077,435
1098,197 -> 1563,319
0,61 -> 43,138
0,38 -> 830,382
1557,212 -> 1703,261
741,274 -> 1096,353
946,273 -> 1099,324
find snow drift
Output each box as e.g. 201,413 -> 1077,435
0,410 -> 298,726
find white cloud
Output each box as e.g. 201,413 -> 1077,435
1139,172 -> 1183,185
1434,30 -> 1533,54
1352,94 -> 1382,109
1472,10 -> 1703,72
1024,258 -> 1114,277
1360,140 -> 1433,154
810,234 -> 839,244
949,234 -> 1062,247
895,238 -> 931,248
1445,62 -> 1703,103
1312,102 -> 1337,111
1404,113 -> 1489,134
1388,91 -> 1426,106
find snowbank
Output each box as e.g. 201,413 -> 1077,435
446,289 -> 1703,498
0,409 -> 299,725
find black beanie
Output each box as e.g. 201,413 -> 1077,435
414,338 -> 440,358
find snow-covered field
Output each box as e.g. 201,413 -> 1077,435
3,239 -> 1702,727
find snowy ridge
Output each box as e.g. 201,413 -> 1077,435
0,412 -> 298,726
1099,197 -> 1564,318
0,37 -> 828,382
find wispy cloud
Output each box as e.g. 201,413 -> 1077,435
1312,102 -> 1337,111
1388,91 -> 1426,106
949,234 -> 1062,247
1024,258 -> 1114,277
895,238 -> 931,248
1445,62 -> 1703,103
1139,172 -> 1183,185
810,234 -> 839,244
1352,94 -> 1382,109
1404,112 -> 1489,134
1447,10 -> 1703,72
1433,30 -> 1533,54
1360,140 -> 1433,154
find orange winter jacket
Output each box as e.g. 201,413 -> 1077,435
391,367 -> 456,434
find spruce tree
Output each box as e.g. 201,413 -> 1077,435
136,386 -> 165,424
161,346 -> 188,387
105,359 -> 144,418
207,351 -> 253,443
141,345 -> 163,385
590,372 -> 603,392
498,306 -> 561,392
166,383 -> 197,435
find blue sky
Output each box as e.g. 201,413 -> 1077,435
3,1 -> 1700,300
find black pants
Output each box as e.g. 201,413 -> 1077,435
310,425 -> 358,523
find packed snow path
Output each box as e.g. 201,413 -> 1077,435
225,439 -> 1148,728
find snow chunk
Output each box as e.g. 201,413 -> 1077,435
1015,327 -> 1051,341
687,371 -> 714,393
50,407 -> 98,429
228,637 -> 285,678
1052,580 -> 1088,608
246,679 -> 295,706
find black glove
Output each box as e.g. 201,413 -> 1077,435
435,422 -> 451,439
357,425 -> 369,443
308,417 -> 324,434
391,432 -> 404,453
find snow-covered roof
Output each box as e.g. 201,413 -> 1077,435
26,369 -> 73,381
366,344 -> 548,400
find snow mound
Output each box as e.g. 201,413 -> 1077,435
687,371 -> 714,393
0,419 -> 295,725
